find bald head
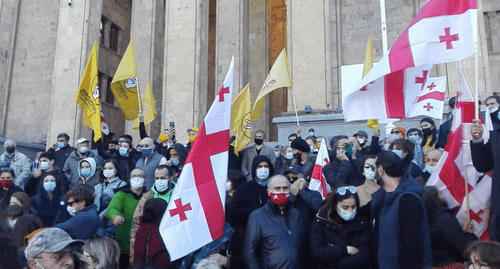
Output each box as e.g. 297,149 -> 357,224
139,138 -> 154,149
4,140 -> 16,147
267,175 -> 290,194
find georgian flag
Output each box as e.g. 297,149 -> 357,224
159,57 -> 234,261
406,76 -> 447,119
343,0 -> 477,122
309,139 -> 332,199
426,63 -> 491,238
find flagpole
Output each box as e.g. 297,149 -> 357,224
379,0 -> 388,54
464,165 -> 471,223
290,86 -> 300,126
136,78 -> 143,114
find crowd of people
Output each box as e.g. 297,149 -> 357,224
1,96 -> 500,269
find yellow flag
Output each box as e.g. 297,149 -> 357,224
252,48 -> 292,119
75,41 -> 102,142
132,79 -> 157,130
363,36 -> 373,78
110,38 -> 140,120
363,36 -> 379,129
231,84 -> 252,156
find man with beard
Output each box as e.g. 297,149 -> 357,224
470,95 -> 500,241
370,151 -> 432,268
241,131 -> 276,181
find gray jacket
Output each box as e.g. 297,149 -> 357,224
0,151 -> 31,189
241,144 -> 276,181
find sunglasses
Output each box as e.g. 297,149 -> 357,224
336,186 -> 357,196
364,163 -> 374,170
67,200 -> 81,207
390,130 -> 401,134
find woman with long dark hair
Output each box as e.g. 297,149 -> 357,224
420,117 -> 438,156
310,185 -> 370,269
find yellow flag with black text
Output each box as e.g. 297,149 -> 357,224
110,38 -> 140,120
132,79 -> 157,130
252,48 -> 292,119
75,41 -> 102,142
231,84 -> 252,156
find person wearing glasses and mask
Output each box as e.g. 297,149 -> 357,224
371,151 -> 432,269
310,185 -> 370,269
54,185 -> 99,240
107,168 -> 149,268
244,174 -> 305,269
134,137 -> 166,190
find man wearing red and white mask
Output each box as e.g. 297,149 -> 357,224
244,174 -> 305,269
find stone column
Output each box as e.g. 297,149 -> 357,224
287,0 -> 327,113
163,0 -> 209,144
215,0 -> 248,97
46,0 -> 102,146
123,0 -> 165,144
103,20 -> 112,48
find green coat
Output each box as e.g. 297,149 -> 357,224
107,186 -> 146,253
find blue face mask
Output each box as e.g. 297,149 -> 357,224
43,182 -> 56,192
309,132 -> 315,137
285,152 -> 294,160
274,151 -> 280,158
119,147 -> 128,156
56,142 -> 65,149
256,168 -> 270,180
171,158 -> 180,167
392,150 -> 404,159
141,147 -> 153,156
81,168 -> 91,177
338,208 -> 357,221
409,136 -> 421,144
310,146 -> 314,152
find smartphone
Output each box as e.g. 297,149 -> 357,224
170,122 -> 175,128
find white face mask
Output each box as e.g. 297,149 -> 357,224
79,146 -> 89,153
67,206 -> 77,216
39,161 -> 50,171
256,167 -> 270,180
357,138 -> 366,145
364,168 -> 375,181
490,106 -> 499,113
338,207 -> 357,221
8,219 -> 16,229
155,180 -> 169,192
226,181 -> 232,192
130,176 -> 145,189
103,169 -> 116,178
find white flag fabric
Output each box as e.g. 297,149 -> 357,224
406,76 -> 447,119
309,139 -> 332,199
159,57 -> 234,261
426,63 -> 491,238
343,0 -> 477,122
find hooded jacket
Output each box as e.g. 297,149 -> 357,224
63,150 -> 103,188
167,143 -> 188,178
94,177 -> 127,213
24,167 -> 69,197
244,200 -> 304,269
227,155 -> 274,227
371,175 -> 433,269
30,180 -> 65,227
75,157 -> 100,187
310,207 -> 370,269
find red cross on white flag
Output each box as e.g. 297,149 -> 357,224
406,76 -> 446,119
426,63 -> 491,239
343,0 -> 477,122
159,57 -> 234,261
309,139 -> 332,199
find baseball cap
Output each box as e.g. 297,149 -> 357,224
76,138 -> 90,145
187,127 -> 200,133
353,130 -> 368,138
284,165 -> 305,175
25,228 -> 84,260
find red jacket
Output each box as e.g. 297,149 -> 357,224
133,219 -> 170,267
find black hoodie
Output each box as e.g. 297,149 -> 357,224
30,181 -> 65,227
167,143 -> 188,177
227,156 -> 275,227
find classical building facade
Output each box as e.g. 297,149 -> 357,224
0,0 -> 498,147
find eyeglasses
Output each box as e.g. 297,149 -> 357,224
364,164 -> 374,170
67,200 -> 81,207
390,130 -> 401,134
464,261 -> 490,269
36,251 -> 74,264
336,186 -> 357,196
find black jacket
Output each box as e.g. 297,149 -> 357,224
167,143 -> 188,177
48,145 -> 76,171
435,118 -> 452,149
0,185 -> 23,209
355,136 -> 382,164
310,208 -> 371,269
96,143 -> 138,183
30,183 -> 65,227
244,200 -> 304,269
428,209 -> 477,266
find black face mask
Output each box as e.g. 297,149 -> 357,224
5,147 -> 15,154
422,127 -> 432,136
109,148 -> 118,155
254,138 -> 264,145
